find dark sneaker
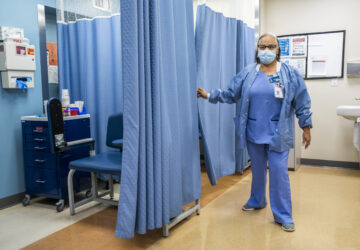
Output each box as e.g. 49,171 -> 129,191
281,223 -> 295,232
242,204 -> 255,211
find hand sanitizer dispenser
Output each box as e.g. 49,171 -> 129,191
0,27 -> 36,90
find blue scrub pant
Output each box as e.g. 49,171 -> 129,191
246,140 -> 293,224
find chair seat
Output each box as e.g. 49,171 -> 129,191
111,139 -> 123,149
69,151 -> 122,175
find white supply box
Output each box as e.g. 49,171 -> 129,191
0,26 -> 24,40
3,37 -> 29,45
0,41 -> 36,89
1,71 -> 34,88
0,26 -> 36,90
0,42 -> 36,71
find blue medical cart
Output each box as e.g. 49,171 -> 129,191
21,115 -> 92,212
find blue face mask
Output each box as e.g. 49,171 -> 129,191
258,49 -> 276,65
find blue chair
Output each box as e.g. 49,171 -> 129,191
106,114 -> 123,150
67,113 -> 123,215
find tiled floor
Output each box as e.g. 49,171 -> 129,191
149,166 -> 360,250
1,166 -> 360,250
22,169 -> 249,250
0,188 -> 117,250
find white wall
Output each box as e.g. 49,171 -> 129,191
193,0 -> 256,28
261,0 -> 360,162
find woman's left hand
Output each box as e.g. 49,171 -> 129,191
302,127 -> 311,149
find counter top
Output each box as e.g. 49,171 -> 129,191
21,114 -> 90,121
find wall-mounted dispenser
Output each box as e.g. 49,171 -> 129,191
347,61 -> 360,78
0,26 -> 36,90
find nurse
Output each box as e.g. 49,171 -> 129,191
197,33 -> 312,232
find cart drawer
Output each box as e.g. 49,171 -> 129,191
24,150 -> 56,170
25,168 -> 58,195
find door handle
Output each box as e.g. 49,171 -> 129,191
35,180 -> 46,184
34,146 -> 47,151
33,130 -> 44,134
34,159 -> 46,164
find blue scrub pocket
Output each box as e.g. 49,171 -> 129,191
246,118 -> 259,141
270,120 -> 279,135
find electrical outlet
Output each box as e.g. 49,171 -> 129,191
331,79 -> 338,87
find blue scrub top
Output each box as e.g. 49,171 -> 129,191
247,71 -> 283,144
209,62 -> 313,152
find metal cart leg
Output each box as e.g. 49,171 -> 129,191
67,169 -> 76,215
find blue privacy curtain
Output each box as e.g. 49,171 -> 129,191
57,15 -> 122,153
116,0 -> 201,238
235,19 -> 255,173
196,5 -> 255,185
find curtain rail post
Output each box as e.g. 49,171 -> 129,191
162,199 -> 201,237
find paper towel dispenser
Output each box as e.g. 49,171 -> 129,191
347,61 -> 360,78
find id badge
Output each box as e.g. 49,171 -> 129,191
274,84 -> 284,99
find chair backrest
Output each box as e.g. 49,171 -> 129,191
106,113 -> 123,148
47,97 -> 66,153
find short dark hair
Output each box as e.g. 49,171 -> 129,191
255,33 -> 281,64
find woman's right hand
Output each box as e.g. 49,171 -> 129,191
197,88 -> 209,99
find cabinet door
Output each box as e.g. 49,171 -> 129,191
64,118 -> 90,141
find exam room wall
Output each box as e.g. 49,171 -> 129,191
0,0 -> 56,199
260,0 -> 360,162
193,0 -> 256,28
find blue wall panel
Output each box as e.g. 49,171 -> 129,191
0,0 -> 56,199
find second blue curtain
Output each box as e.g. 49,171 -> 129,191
196,5 -> 255,185
57,15 -> 122,153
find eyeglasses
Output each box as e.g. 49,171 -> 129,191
257,44 -> 277,50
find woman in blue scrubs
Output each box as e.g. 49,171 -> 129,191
197,33 -> 312,232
